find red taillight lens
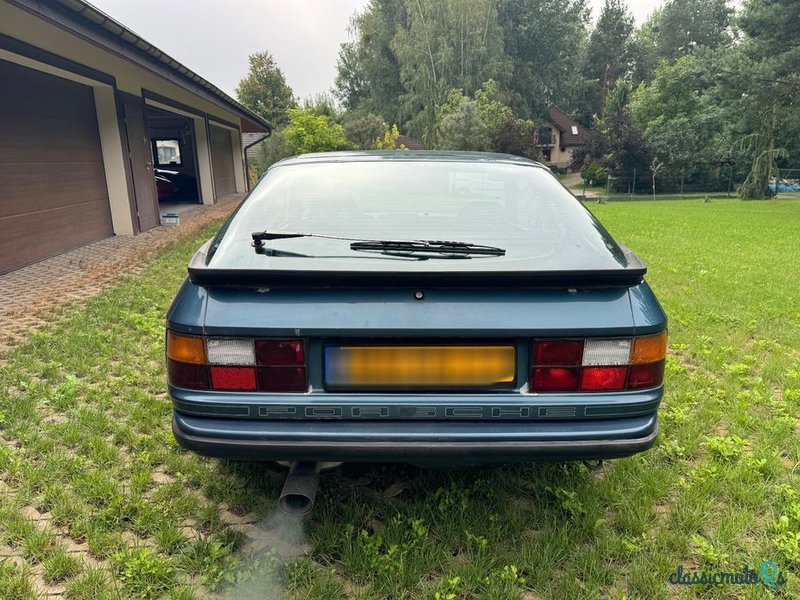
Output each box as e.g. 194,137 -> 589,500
255,340 -> 305,365
255,339 -> 306,391
168,359 -> 209,389
532,367 -> 580,391
210,366 -> 257,391
257,366 -> 307,392
628,360 -> 665,389
580,366 -> 627,391
167,333 -> 307,392
534,340 -> 584,366
531,333 -> 666,393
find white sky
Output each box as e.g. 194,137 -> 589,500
87,0 -> 667,101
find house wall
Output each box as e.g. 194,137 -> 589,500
0,0 -> 248,235
550,137 -> 576,168
540,124 -> 578,170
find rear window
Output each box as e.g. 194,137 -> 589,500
207,158 -> 628,273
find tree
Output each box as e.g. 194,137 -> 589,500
374,124 -> 408,149
630,55 -> 705,124
630,55 -> 722,190
601,111 -> 652,191
284,108 -> 349,155
489,115 -> 538,159
252,128 -> 292,174
499,0 -> 590,117
235,51 -> 295,125
474,80 -> 513,140
629,12 -> 661,83
645,116 -> 699,195
650,157 -> 664,198
438,97 -> 489,151
585,80 -> 652,192
709,0 -> 800,197
581,0 -> 635,122
334,0 -> 408,123
650,0 -> 734,62
392,0 -> 510,143
302,93 -> 341,121
334,39 -> 368,112
737,108 -> 788,199
344,113 -> 386,149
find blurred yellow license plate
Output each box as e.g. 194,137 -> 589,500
324,345 -> 516,388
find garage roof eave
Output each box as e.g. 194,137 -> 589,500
242,117 -> 270,134
18,0 -> 272,133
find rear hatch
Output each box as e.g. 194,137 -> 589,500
168,154 -> 666,409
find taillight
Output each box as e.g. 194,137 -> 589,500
534,340 -> 583,365
210,366 -> 257,391
531,332 -> 666,392
255,340 -> 305,365
167,360 -> 210,390
167,332 -> 307,392
532,366 -> 580,391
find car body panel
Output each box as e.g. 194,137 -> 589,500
172,413 -> 659,464
169,384 -> 663,421
199,285 -> 639,337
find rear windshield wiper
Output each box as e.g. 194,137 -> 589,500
349,239 -> 505,257
251,231 -> 505,257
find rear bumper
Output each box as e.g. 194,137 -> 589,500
172,412 -> 659,465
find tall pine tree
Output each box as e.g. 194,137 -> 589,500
581,0 -> 635,124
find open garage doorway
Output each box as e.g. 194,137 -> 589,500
145,105 -> 201,214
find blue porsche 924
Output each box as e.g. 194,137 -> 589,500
166,151 -> 666,509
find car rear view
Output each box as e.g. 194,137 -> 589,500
166,151 -> 667,466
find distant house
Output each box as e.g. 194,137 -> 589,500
395,135 -> 423,150
537,106 -> 585,171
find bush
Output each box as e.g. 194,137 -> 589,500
344,113 -> 386,149
284,107 -> 349,155
489,115 -> 537,158
251,128 -> 292,177
251,107 -> 350,178
438,98 -> 488,151
374,124 -> 407,150
580,161 -> 608,187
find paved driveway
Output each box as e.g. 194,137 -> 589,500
0,195 -> 243,355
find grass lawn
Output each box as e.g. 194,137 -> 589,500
1,199 -> 799,599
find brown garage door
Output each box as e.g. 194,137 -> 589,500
209,124 -> 236,199
0,60 -> 113,274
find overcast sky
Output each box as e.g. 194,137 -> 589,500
89,0 -> 665,101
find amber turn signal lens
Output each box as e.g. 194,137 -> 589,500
167,331 -> 206,364
631,331 -> 668,364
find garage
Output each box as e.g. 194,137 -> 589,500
146,105 -> 202,213
209,124 -> 237,199
0,0 -> 270,275
0,59 -> 113,274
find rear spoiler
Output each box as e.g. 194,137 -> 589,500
187,244 -> 647,289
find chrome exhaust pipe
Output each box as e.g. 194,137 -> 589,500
278,461 -> 319,516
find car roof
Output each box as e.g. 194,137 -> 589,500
272,150 -> 548,169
